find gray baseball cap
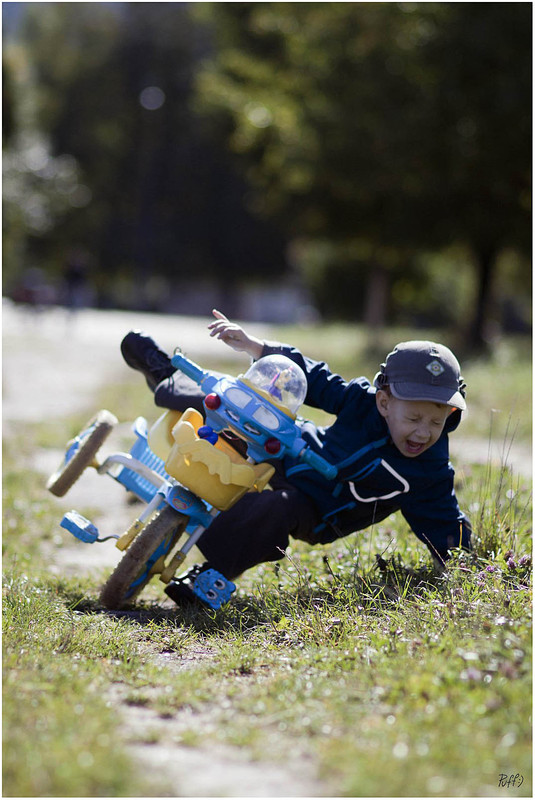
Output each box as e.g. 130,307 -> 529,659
373,340 -> 466,410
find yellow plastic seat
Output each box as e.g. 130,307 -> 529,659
164,408 -> 274,511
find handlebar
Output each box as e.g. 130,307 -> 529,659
299,447 -> 338,481
170,350 -> 338,481
171,352 -> 208,386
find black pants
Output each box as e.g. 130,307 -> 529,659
197,468 -> 321,579
153,374 -> 322,578
154,372 -> 207,414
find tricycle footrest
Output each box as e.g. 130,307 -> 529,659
61,511 -> 99,543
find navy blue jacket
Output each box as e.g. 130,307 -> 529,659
262,341 -> 472,563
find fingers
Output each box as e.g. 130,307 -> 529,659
208,320 -> 236,337
208,309 -> 239,339
211,328 -> 244,345
206,309 -> 263,357
207,308 -> 252,352
211,308 -> 228,322
208,309 -> 229,335
208,320 -> 244,344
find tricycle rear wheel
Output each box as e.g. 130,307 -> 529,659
99,505 -> 186,610
46,410 -> 117,497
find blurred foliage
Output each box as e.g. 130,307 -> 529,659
2,3 -> 288,313
193,2 -> 531,344
2,2 -> 531,346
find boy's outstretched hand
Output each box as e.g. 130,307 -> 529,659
208,309 -> 264,360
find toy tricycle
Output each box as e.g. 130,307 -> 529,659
46,351 -> 337,610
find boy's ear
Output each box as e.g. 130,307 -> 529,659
375,389 -> 390,418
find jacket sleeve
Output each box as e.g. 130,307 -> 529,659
261,341 -> 358,415
400,468 -> 472,564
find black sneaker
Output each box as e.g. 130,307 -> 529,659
121,330 -> 176,390
164,563 -> 209,607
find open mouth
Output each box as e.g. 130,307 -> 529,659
405,440 -> 427,455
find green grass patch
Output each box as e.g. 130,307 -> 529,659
3,570 -> 138,797
2,439 -> 198,797
3,330 -> 532,797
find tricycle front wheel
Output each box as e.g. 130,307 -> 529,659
47,410 -> 118,497
99,505 -> 186,610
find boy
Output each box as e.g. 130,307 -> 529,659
121,310 -> 471,607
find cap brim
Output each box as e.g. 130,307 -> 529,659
390,381 -> 466,410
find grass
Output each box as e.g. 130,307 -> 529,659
3,325 -> 532,797
3,570 -> 141,797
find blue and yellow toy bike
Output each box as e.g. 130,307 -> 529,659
47,351 -> 337,610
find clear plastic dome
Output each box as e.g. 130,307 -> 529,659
244,355 -> 307,415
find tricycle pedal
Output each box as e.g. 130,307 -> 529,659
61,511 -> 99,544
193,569 -> 236,610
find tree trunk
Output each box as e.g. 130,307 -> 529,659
364,264 -> 389,353
468,244 -> 498,351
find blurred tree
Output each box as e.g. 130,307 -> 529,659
6,2 -> 530,338
2,41 -> 88,292
194,2 -> 531,345
2,56 -> 16,146
423,3 -> 532,347
9,2 -> 289,309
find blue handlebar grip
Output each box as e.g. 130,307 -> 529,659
171,352 -> 207,385
300,448 -> 337,480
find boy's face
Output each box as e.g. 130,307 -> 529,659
375,391 -> 450,458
